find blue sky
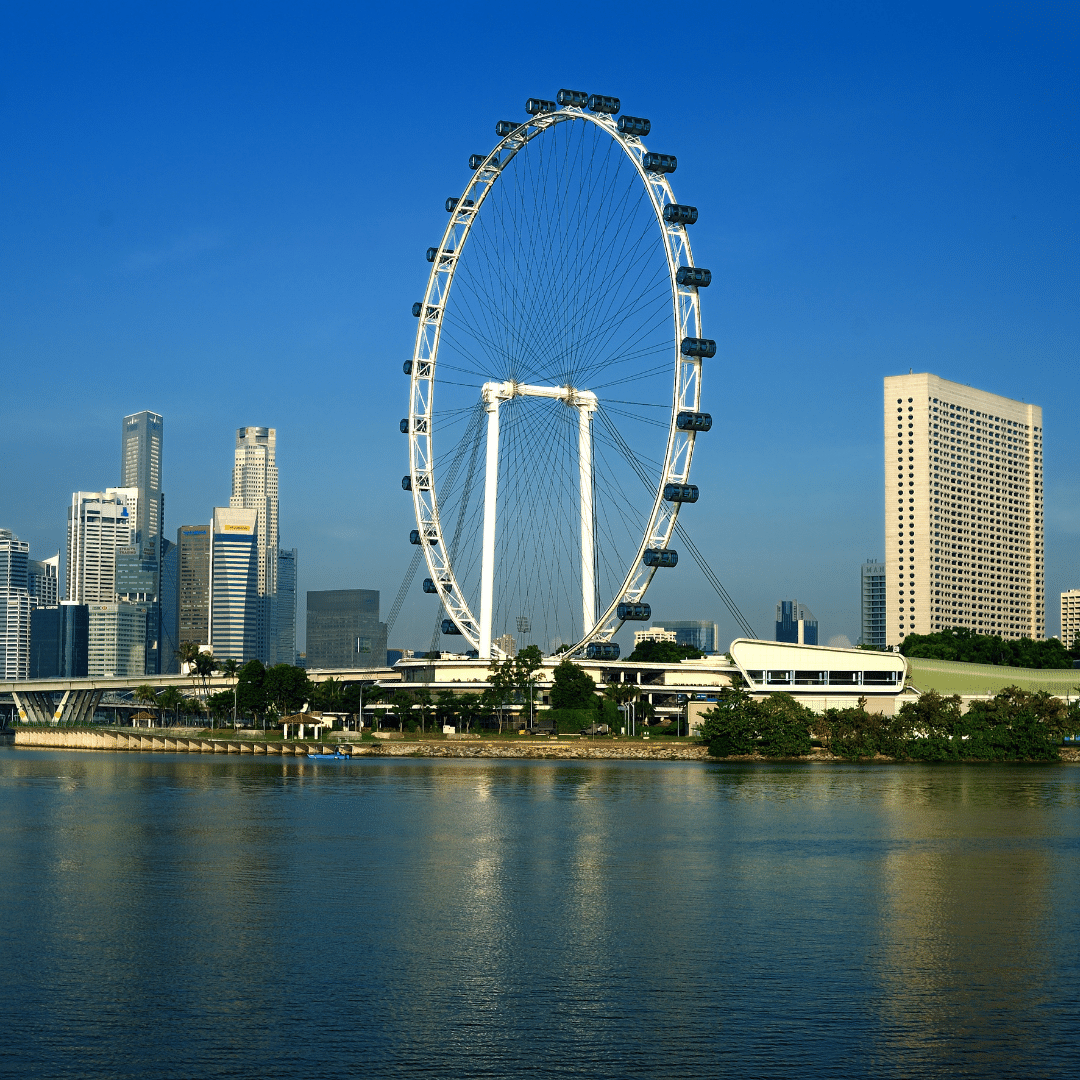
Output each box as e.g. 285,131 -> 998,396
2,1 -> 1077,651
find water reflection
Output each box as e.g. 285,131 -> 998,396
1,751 -> 1078,1079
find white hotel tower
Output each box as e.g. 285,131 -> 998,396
885,373 -> 1044,646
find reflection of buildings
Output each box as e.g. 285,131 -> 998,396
776,599 -> 818,645
306,590 -> 387,669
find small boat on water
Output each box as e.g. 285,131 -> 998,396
307,749 -> 353,760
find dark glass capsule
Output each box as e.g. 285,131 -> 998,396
676,266 -> 711,287
441,619 -> 463,635
525,98 -> 557,115
557,89 -> 589,108
426,247 -> 438,263
616,602 -> 651,621
399,418 -> 410,433
664,483 -> 699,503
587,94 -> 620,114
469,153 -> 496,170
409,529 -> 437,546
676,411 -> 713,432
445,197 -> 474,212
402,475 -> 412,491
663,204 -> 698,225
422,578 -> 438,594
642,152 -> 677,174
495,120 -> 518,136
403,361 -> 412,375
585,642 -> 620,660
465,649 -> 480,659
681,337 -> 716,358
412,303 -> 437,318
617,115 -> 651,137
643,548 -> 678,568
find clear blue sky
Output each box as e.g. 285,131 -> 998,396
2,1 -> 1077,651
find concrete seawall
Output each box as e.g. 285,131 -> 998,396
9,728 -> 709,761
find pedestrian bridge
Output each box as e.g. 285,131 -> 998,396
0,667 -> 399,726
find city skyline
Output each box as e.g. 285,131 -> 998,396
2,5 -> 1077,650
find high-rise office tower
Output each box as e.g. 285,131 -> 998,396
27,553 -> 59,607
275,548 -> 297,665
30,602 -> 89,678
0,529 -> 31,680
775,600 -> 818,645
177,525 -> 212,648
884,374 -> 1044,644
66,489 -> 136,603
159,538 -> 179,672
860,561 -> 886,649
88,601 -> 148,677
209,508 -> 259,662
305,590 -> 387,669
120,411 -> 163,564
1062,590 -> 1080,652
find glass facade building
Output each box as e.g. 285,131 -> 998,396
652,619 -> 719,654
209,508 -> 259,663
306,590 -> 387,669
30,603 -> 89,678
776,599 -> 818,646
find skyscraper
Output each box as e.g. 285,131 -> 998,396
209,508 -> 259,662
65,490 -> 135,603
1062,590 -> 1080,652
275,548 -> 297,665
27,553 -> 59,607
775,600 -> 818,645
306,590 -> 387,669
159,538 -> 179,673
30,602 -> 89,678
120,411 -> 163,567
177,525 -> 212,648
860,561 -> 886,649
0,529 -> 31,680
884,373 -> 1044,645
88,602 -> 148,677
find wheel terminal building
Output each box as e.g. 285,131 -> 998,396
386,639 -> 910,730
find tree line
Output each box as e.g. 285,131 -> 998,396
900,627 -> 1080,669
699,685 -> 1080,761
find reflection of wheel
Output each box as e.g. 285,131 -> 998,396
405,90 -> 713,660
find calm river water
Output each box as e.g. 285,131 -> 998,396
1,749 -> 1078,1079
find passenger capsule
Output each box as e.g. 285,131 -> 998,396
676,411 -> 713,431
587,94 -> 620,114
403,360 -> 412,375
616,602 -> 651,621
399,418 -> 410,433
426,247 -> 439,263
525,98 -> 557,115
642,152 -> 677,174
468,153 -> 492,170
401,475 -> 411,491
617,115 -> 651,137
402,474 -> 430,491
664,483 -> 699,503
409,529 -> 437,546
445,197 -> 474,212
441,619 -> 463,635
422,578 -> 438,594
643,548 -> 678,568
663,204 -> 698,225
585,642 -> 620,660
557,89 -> 589,108
681,337 -> 716,358
676,266 -> 711,287
495,120 -> 518,136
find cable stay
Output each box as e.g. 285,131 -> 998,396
596,408 -> 756,639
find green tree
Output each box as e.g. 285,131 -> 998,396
625,639 -> 706,663
236,660 -> 267,725
900,627 -> 1073,669
550,659 -> 597,710
314,677 -> 344,712
217,658 -> 240,678
699,689 -> 813,757
264,664 -> 313,716
157,686 -> 183,727
390,689 -> 417,732
133,684 -> 161,726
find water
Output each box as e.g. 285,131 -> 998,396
1,749 -> 1078,1079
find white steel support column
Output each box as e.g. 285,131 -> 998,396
577,395 -> 598,636
479,392 -> 502,659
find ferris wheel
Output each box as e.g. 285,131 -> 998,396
403,90 -> 713,661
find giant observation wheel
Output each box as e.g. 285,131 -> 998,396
404,90 -> 714,660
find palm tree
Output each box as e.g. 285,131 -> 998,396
133,684 -> 161,727
157,686 -> 184,728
